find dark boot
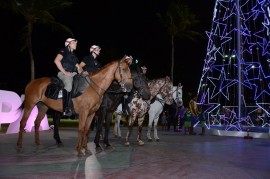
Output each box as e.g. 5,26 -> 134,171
62,89 -> 72,117
189,126 -> 196,135
199,127 -> 205,135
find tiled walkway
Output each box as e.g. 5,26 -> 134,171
0,127 -> 270,179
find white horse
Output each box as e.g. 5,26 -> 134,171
113,103 -> 123,138
147,83 -> 183,141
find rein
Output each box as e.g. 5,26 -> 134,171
82,61 -> 124,99
155,95 -> 166,107
115,60 -> 126,90
157,78 -> 170,102
83,75 -> 104,99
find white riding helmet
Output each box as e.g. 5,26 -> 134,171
90,45 -> 101,52
65,38 -> 77,47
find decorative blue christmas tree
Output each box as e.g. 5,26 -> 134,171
197,0 -> 270,131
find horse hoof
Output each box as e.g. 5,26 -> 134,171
16,147 -> 23,153
77,153 -> 84,158
85,149 -> 92,156
138,140 -> 144,146
57,143 -> 64,147
148,139 -> 153,142
105,143 -> 112,148
56,140 -> 62,144
56,141 -> 63,147
95,146 -> 103,153
125,142 -> 130,146
155,138 -> 160,142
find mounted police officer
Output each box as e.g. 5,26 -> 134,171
54,38 -> 82,116
79,45 -> 101,74
79,45 -> 101,130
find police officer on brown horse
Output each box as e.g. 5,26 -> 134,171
54,38 -> 82,116
79,45 -> 101,74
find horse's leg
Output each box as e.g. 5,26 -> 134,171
34,102 -> 49,146
137,116 -> 145,146
125,115 -> 135,146
17,103 -> 35,149
53,111 -> 63,145
104,112 -> 113,148
147,115 -> 153,142
153,117 -> 160,141
114,114 -> 121,137
83,114 -> 95,156
114,118 -> 118,137
94,111 -> 104,150
117,115 -> 121,137
77,112 -> 88,157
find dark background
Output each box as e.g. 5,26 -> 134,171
0,0 -> 215,97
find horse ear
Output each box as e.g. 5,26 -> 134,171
124,55 -> 133,66
121,55 -> 127,61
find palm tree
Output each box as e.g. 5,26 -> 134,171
0,0 -> 74,80
156,1 -> 201,83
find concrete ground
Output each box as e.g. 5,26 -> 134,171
0,127 -> 270,179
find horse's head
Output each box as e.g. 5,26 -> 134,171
115,55 -> 133,92
148,76 -> 174,105
159,76 -> 174,105
173,83 -> 183,106
130,64 -> 151,100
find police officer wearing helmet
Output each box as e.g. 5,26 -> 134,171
79,45 -> 101,74
79,45 -> 101,130
54,38 -> 82,116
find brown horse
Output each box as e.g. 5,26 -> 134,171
16,56 -> 133,157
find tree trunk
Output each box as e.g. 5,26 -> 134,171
27,22 -> 35,81
171,35 -> 175,84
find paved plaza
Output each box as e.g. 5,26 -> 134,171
0,127 -> 270,179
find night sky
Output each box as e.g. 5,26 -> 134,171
0,0 -> 215,97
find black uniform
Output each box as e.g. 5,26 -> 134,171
81,54 -> 101,73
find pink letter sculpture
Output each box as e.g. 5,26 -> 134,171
0,90 -> 49,134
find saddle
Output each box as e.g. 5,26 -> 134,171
45,74 -> 91,100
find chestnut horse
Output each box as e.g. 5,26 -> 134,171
16,56 -> 133,157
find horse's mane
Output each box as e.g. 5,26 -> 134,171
148,76 -> 171,85
90,60 -> 118,76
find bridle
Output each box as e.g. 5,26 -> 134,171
158,78 -> 172,104
115,60 -> 131,92
82,59 -> 130,98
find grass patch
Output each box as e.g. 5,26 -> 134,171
0,124 -> 9,133
48,118 -> 78,128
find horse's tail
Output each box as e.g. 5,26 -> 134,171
18,100 -> 25,112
